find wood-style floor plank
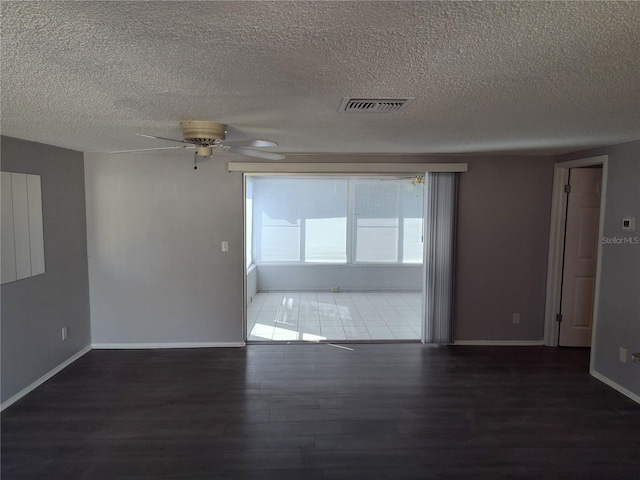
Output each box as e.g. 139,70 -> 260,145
2,345 -> 639,479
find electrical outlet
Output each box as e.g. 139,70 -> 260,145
512,313 -> 520,324
61,326 -> 68,341
331,286 -> 340,292
619,347 -> 627,363
221,241 -> 229,252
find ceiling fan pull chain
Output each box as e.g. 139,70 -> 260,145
193,151 -> 198,170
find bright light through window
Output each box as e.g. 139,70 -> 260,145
251,176 -> 424,264
260,213 -> 300,261
245,178 -> 253,269
403,218 -> 424,263
306,217 -> 347,262
355,218 -> 399,262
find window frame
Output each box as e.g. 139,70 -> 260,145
250,175 -> 426,266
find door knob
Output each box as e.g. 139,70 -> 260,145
632,353 -> 640,364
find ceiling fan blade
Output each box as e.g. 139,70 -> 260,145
109,145 -> 193,154
222,139 -> 279,148
136,133 -> 189,144
229,147 -> 285,161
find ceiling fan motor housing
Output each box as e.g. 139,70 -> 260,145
180,121 -> 227,145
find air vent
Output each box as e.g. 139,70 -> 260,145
338,97 -> 414,112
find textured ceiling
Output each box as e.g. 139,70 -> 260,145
2,1 -> 640,156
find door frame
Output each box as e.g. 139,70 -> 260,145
235,162 -> 467,343
241,172 -> 427,343
543,156 -> 608,360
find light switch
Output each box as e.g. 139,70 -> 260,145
619,347 -> 627,363
221,241 -> 229,252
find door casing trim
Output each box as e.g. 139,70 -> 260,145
543,156 -> 608,371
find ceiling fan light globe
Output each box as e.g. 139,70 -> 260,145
196,146 -> 213,157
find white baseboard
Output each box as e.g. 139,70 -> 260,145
590,369 -> 640,405
1,345 -> 92,412
453,340 -> 545,346
91,342 -> 246,349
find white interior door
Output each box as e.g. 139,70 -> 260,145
559,167 -> 602,347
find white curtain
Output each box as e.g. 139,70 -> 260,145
422,172 -> 458,344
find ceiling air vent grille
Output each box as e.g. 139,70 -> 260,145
339,97 -> 414,112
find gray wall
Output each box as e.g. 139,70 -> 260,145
256,264 -> 423,292
1,136 -> 91,403
558,140 -> 640,398
85,152 -> 555,345
85,150 -> 244,344
454,156 -> 556,340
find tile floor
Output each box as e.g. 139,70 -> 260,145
247,291 -> 422,342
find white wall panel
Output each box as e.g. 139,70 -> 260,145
27,174 -> 45,275
1,172 -> 17,283
11,173 -> 32,280
1,172 -> 45,283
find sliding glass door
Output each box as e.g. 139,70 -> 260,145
244,175 -> 425,343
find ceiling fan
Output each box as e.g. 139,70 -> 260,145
109,121 -> 285,167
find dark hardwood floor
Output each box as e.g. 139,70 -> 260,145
2,344 -> 639,479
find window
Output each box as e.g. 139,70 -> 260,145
251,176 -> 423,264
259,212 -> 301,261
354,182 -> 400,263
400,185 -> 424,264
403,218 -> 424,263
303,178 -> 348,262
305,217 -> 347,262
